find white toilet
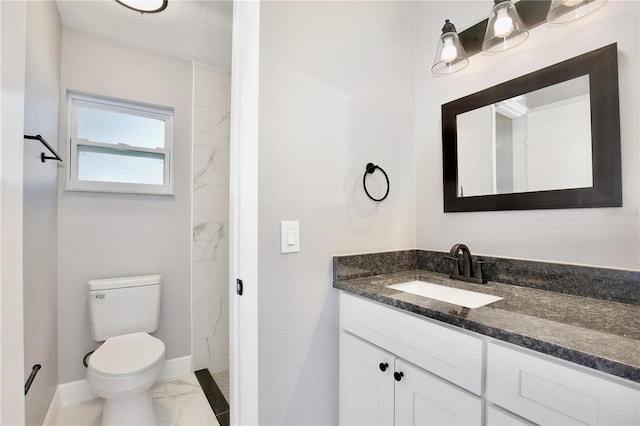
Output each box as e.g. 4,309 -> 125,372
87,274 -> 166,425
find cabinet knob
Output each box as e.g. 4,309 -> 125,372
379,362 -> 389,372
394,371 -> 404,381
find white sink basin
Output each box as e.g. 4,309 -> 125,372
386,280 -> 502,309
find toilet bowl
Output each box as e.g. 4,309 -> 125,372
87,332 -> 166,425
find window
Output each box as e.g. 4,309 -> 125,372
66,92 -> 174,194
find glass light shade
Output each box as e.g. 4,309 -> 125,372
482,0 -> 529,53
547,0 -> 607,24
432,20 -> 469,75
115,0 -> 168,13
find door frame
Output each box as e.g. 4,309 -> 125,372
0,1 -> 27,424
229,1 -> 260,424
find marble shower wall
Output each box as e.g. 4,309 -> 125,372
192,64 -> 230,373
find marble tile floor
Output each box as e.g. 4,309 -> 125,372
55,373 -> 220,426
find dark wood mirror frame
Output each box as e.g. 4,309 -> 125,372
442,43 -> 621,213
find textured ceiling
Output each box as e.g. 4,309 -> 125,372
55,0 -> 233,69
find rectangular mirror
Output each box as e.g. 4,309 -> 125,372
442,43 -> 621,212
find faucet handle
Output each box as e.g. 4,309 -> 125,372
444,254 -> 461,275
473,259 -> 495,281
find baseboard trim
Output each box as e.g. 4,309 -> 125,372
159,355 -> 192,382
59,379 -> 96,407
53,355 -> 193,410
42,386 -> 60,426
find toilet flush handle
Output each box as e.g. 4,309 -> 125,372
90,293 -> 105,299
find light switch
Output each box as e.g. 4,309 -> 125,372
287,228 -> 296,246
281,221 -> 300,253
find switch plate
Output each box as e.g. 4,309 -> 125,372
280,221 -> 300,253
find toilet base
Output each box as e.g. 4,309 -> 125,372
102,391 -> 156,426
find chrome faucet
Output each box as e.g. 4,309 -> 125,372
445,244 -> 492,284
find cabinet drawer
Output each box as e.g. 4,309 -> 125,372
487,342 -> 640,425
340,293 -> 483,395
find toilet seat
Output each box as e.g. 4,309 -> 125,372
89,332 -> 165,376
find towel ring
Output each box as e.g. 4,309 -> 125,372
363,163 -> 390,202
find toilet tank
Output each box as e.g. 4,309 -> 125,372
88,274 -> 161,342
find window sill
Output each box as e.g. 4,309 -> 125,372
64,184 -> 174,196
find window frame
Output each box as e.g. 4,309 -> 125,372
66,92 -> 174,195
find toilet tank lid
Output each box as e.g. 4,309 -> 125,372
88,274 -> 161,291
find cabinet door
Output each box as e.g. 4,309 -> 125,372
340,331 -> 395,426
486,405 -> 534,426
394,359 -> 482,426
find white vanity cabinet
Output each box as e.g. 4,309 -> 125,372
339,292 -> 640,426
339,293 -> 483,425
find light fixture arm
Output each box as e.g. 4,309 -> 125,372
441,19 -> 457,34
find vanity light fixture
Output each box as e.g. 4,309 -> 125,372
115,0 -> 168,14
431,19 -> 469,75
482,0 -> 529,52
433,0 -> 608,75
546,0 -> 607,24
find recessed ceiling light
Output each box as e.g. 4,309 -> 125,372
115,0 -> 168,14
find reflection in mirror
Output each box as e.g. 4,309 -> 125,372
457,76 -> 592,197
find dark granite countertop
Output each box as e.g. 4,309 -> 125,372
334,269 -> 640,383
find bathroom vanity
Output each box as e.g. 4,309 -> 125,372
334,251 -> 640,425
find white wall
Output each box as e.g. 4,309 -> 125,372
23,0 -> 61,423
256,1 -> 416,424
192,63 -> 231,374
416,1 -> 640,269
57,29 -> 193,383
0,1 -> 27,423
